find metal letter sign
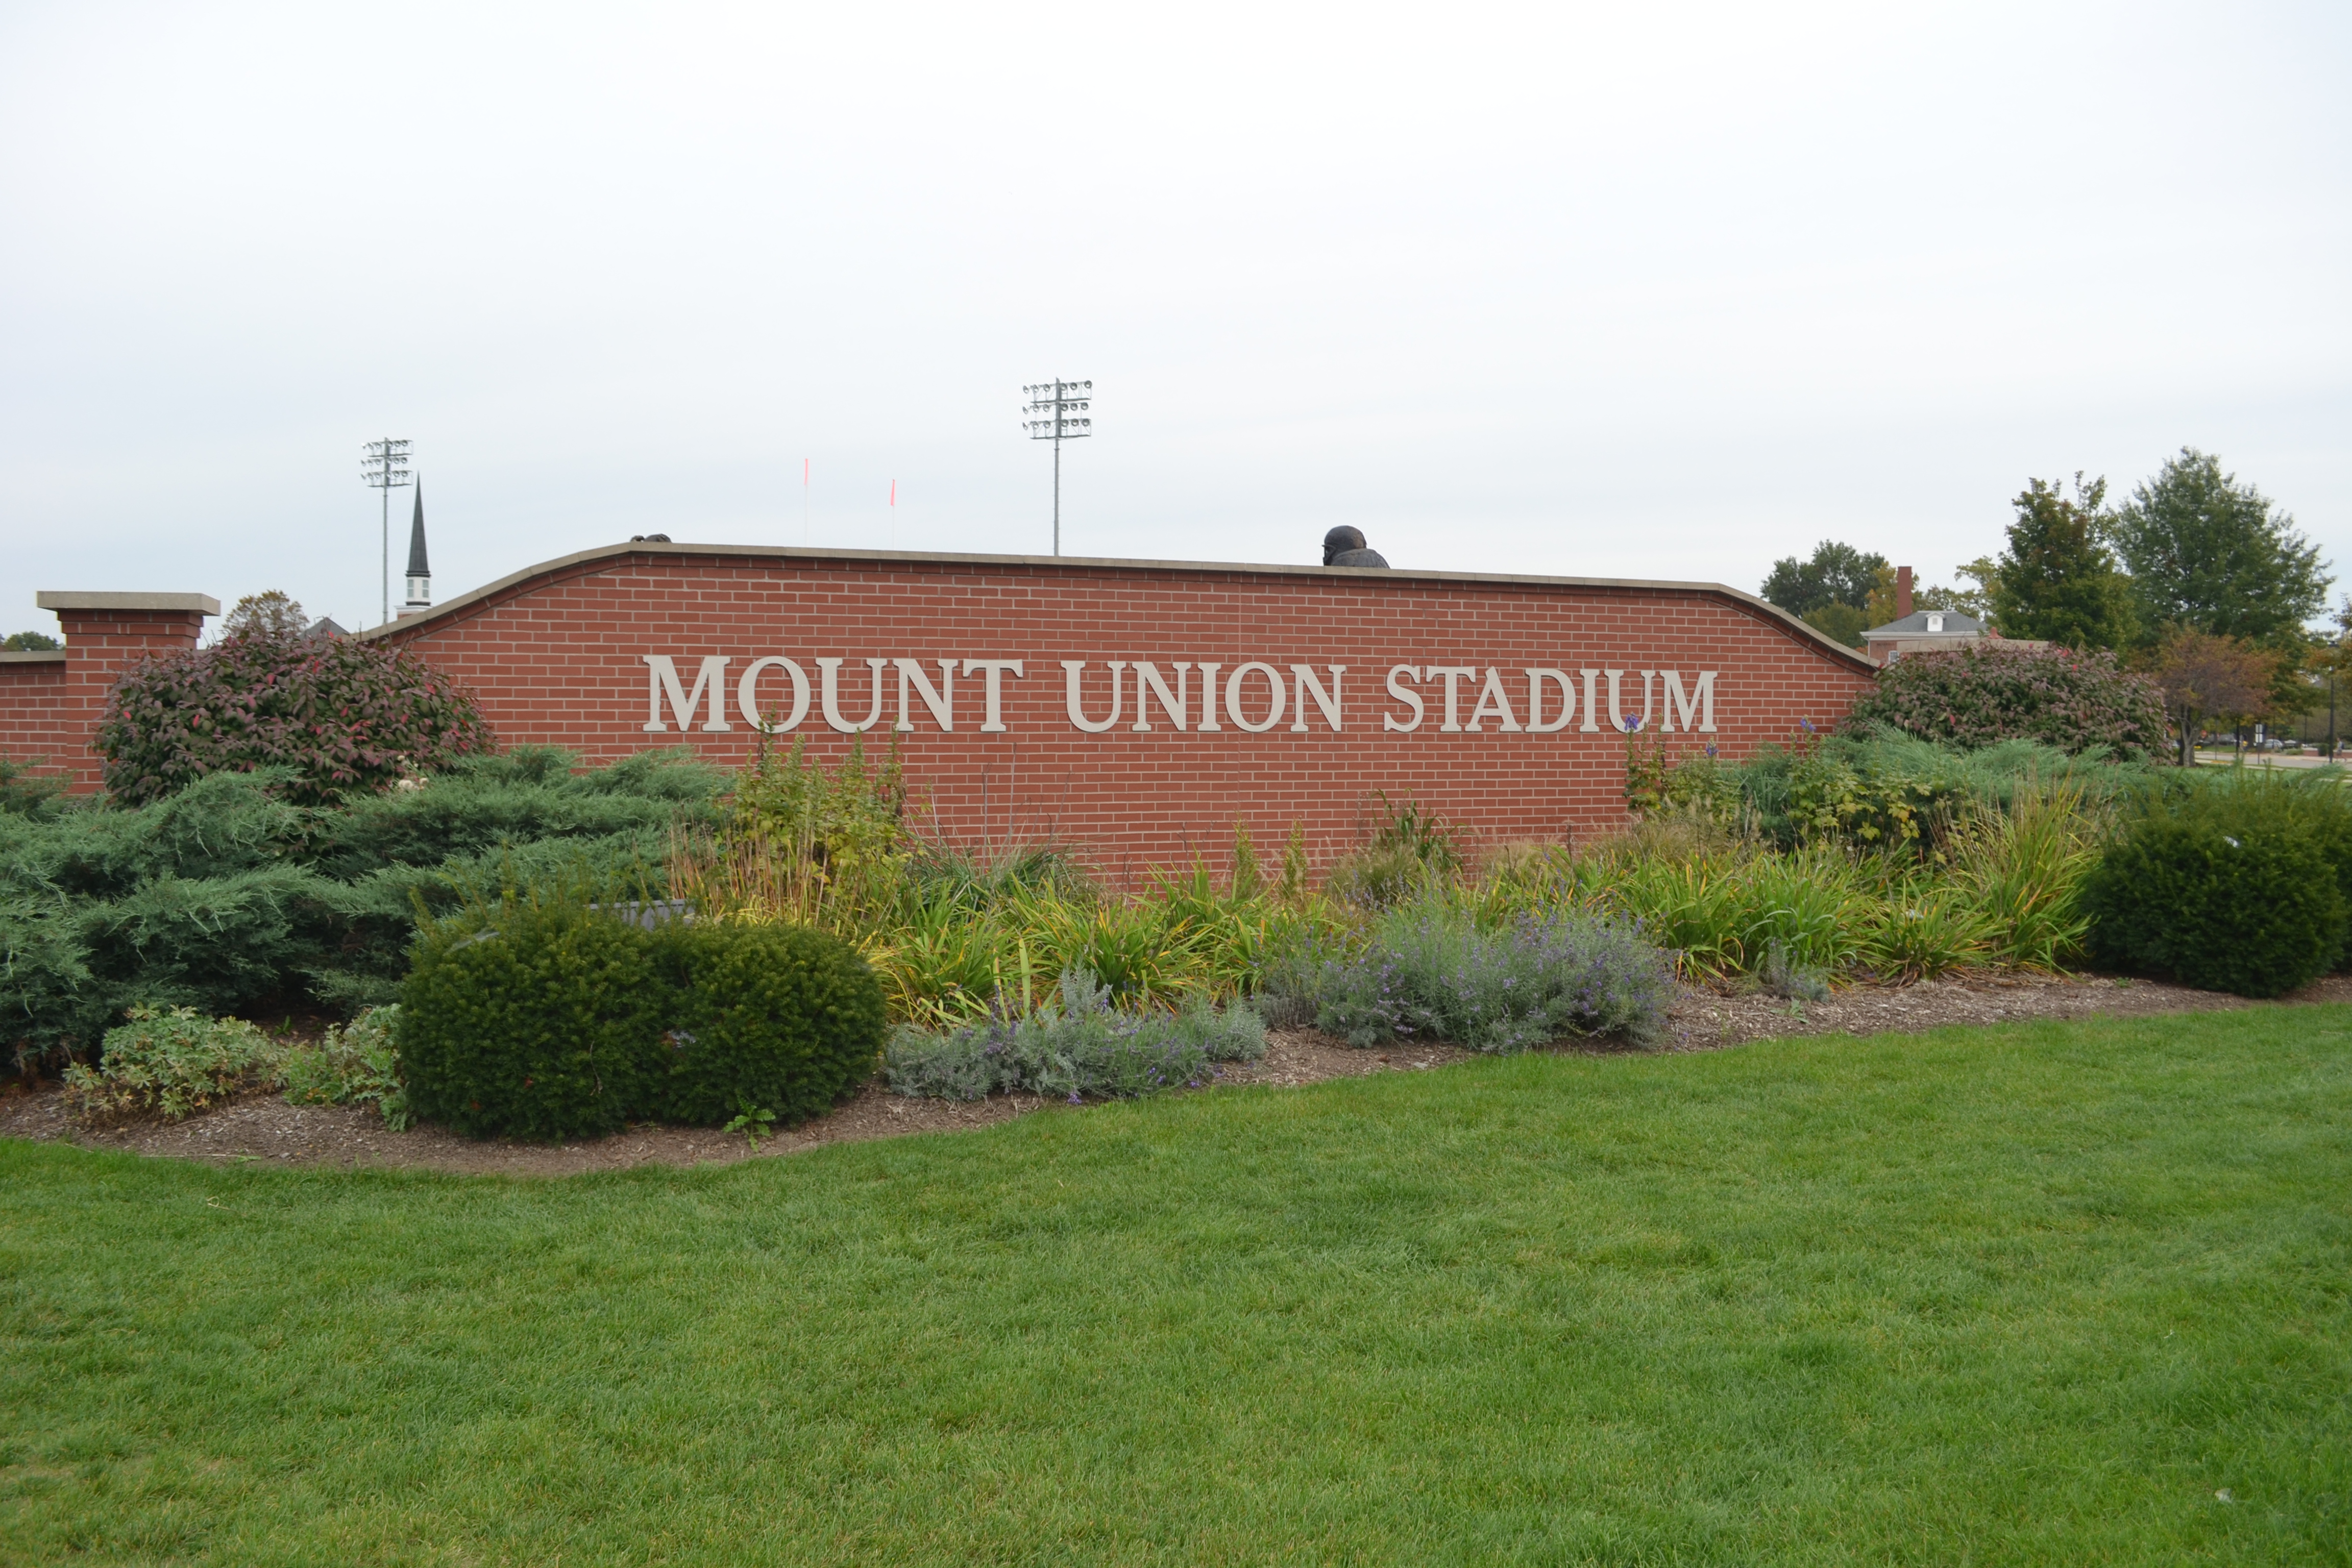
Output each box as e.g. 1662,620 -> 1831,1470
642,652 -> 1716,736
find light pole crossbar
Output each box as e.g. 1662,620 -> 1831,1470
359,438 -> 413,627
1022,378 -> 1091,556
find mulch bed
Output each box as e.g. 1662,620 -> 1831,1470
7,971 -> 2348,1178
1665,969 -> 2352,1052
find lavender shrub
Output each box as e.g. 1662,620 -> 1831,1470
885,967 -> 1266,1102
1314,908 -> 1672,1051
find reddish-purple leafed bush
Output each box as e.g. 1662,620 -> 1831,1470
96,631 -> 495,805
1844,642 -> 2168,762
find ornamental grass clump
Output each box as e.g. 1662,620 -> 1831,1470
1311,905 -> 1672,1051
1940,781 -> 2102,970
1589,764 -> 2110,983
1597,847 -> 1869,979
62,1006 -> 288,1125
1856,883 -> 1997,981
883,967 -> 1265,1102
1322,792 -> 1464,909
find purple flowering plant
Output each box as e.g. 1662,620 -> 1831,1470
1306,905 -> 1672,1051
884,965 -> 1266,1102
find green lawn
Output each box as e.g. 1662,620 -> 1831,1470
4,1010 -> 2348,1566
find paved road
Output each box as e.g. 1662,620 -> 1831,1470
2191,750 -> 2347,771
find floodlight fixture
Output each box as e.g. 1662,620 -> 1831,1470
1023,379 -> 1091,555
360,438 -> 413,626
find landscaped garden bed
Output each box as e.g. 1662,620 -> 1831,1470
6,967 -> 2339,1175
19,724 -> 2352,1169
15,615 -> 2352,1164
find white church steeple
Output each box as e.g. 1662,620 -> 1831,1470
403,483 -> 431,612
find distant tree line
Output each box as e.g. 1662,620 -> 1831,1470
1762,447 -> 2338,751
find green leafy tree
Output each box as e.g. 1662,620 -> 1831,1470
219,590 -> 311,642
2110,448 -> 2328,644
1989,474 -> 2134,650
1800,603 -> 1870,649
2296,597 -> 2352,755
1761,542 -> 1888,619
3,631 -> 61,651
2151,628 -> 2275,766
1921,558 -> 2000,624
1860,565 -> 1904,629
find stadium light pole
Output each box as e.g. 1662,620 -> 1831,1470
360,438 -> 412,626
1022,380 -> 1091,555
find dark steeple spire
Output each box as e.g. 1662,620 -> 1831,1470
406,483 -> 430,577
403,482 -> 432,611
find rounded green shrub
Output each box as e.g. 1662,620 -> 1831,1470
650,921 -> 886,1126
2286,790 -> 2352,952
2084,792 -> 2346,998
398,899 -> 668,1140
397,899 -> 885,1141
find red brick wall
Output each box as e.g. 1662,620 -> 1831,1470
375,547 -> 1875,876
0,657 -> 72,778
0,609 -> 209,791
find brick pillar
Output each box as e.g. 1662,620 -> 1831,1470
26,593 -> 219,792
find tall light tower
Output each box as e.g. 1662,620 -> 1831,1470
360,438 -> 412,626
1023,379 -> 1091,555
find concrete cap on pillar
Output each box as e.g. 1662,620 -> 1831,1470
35,593 -> 220,614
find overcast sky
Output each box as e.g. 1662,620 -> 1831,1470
4,2 -> 2346,635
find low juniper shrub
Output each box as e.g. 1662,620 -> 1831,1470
1310,907 -> 1673,1051
883,967 -> 1266,1102
0,754 -> 69,819
281,1004 -> 410,1129
0,747 -> 727,1066
62,1006 -> 288,1125
2083,784 -> 2348,998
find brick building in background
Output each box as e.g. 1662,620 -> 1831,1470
5,545 -> 1876,872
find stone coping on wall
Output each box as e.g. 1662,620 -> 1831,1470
359,541 -> 1878,674
34,591 -> 221,614
0,650 -> 67,665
